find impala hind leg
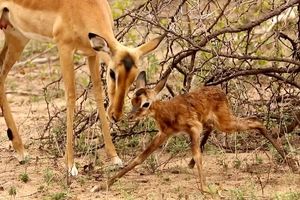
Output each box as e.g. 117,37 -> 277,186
190,125 -> 205,191
188,124 -> 213,169
87,55 -> 123,167
0,30 -> 29,162
217,115 -> 291,167
58,45 -> 78,176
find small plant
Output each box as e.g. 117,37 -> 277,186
8,81 -> 18,92
115,135 -> 141,156
30,95 -> 43,103
207,184 -> 220,197
274,192 -> 300,200
37,185 -> 46,192
230,188 -> 245,200
115,181 -> 135,200
50,192 -> 67,200
8,186 -> 17,197
216,154 -> 228,169
43,168 -> 55,185
19,172 -> 30,183
78,177 -> 86,186
144,154 -> 159,173
204,143 -> 219,155
255,154 -> 263,165
76,133 -> 88,153
233,158 -> 242,169
163,177 -> 170,182
166,136 -> 189,155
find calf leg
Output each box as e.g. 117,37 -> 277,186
188,124 -> 213,169
189,125 -> 205,191
107,132 -> 168,188
217,116 -> 296,170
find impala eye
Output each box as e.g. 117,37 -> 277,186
142,102 -> 150,108
109,69 -> 116,81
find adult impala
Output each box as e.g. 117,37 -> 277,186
0,0 -> 164,176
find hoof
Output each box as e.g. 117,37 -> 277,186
90,185 -> 100,192
111,156 -> 123,168
107,156 -> 123,171
90,183 -> 107,192
69,164 -> 78,176
188,159 -> 195,169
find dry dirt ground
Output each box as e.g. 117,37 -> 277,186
0,41 -> 299,200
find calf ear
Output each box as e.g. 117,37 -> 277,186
154,72 -> 170,94
88,33 -> 111,54
136,71 -> 147,89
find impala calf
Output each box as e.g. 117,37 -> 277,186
0,0 -> 164,176
105,71 -> 288,190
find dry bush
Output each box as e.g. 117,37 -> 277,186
41,0 -> 299,167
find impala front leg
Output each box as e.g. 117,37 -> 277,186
58,45 -> 78,176
87,55 -> 123,167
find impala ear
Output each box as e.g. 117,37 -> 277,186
136,71 -> 147,89
135,33 -> 166,57
88,33 -> 111,54
154,72 -> 170,94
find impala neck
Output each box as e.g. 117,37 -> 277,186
106,37 -> 121,53
150,100 -> 165,118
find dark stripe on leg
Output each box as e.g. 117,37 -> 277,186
7,128 -> 13,140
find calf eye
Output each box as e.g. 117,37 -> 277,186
142,102 -> 150,108
109,69 -> 116,80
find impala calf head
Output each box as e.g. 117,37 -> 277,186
129,71 -> 169,120
89,33 -> 165,121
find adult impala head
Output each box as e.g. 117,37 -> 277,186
89,33 -> 165,122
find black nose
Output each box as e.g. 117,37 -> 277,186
127,112 -> 135,121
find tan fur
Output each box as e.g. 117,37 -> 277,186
106,77 -> 289,191
0,0 -> 164,173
